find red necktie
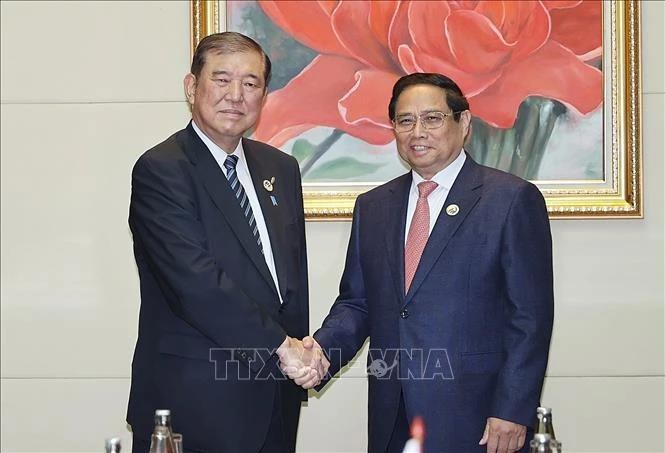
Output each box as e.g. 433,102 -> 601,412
404,181 -> 438,293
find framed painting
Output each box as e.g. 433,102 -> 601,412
191,0 -> 642,219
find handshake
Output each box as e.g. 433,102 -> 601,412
276,336 -> 331,389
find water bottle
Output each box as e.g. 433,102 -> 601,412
150,409 -> 176,453
149,426 -> 175,453
154,409 -> 183,453
530,433 -> 562,453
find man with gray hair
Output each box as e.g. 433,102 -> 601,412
127,32 -> 319,452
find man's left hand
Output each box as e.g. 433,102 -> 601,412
478,417 -> 527,453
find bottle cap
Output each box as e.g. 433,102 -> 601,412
537,406 -> 552,415
105,437 -> 121,446
155,409 -> 171,416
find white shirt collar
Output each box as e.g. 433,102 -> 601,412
191,120 -> 246,169
411,149 -> 466,190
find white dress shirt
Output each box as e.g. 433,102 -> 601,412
192,121 -> 283,303
404,150 -> 466,244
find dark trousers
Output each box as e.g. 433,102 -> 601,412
385,392 -> 410,453
258,379 -> 300,453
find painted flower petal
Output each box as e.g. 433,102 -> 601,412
473,1 -> 508,32
506,0 -> 551,61
457,0 -> 483,9
397,44 -> 501,98
259,1 -> 349,57
469,41 -> 602,128
405,1 -> 453,59
550,0 -> 602,58
253,55 -> 394,147
331,1 -> 399,71
444,10 -> 512,74
473,1 -> 551,62
338,68 -> 399,128
542,1 -> 584,11
396,44 -> 422,74
492,0 -> 538,43
368,1 -> 401,50
388,2 -> 413,55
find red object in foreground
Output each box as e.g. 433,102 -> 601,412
402,416 -> 426,453
411,416 -> 425,442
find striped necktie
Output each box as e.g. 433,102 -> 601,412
223,155 -> 263,253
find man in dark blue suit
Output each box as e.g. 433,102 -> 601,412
127,32 -> 318,452
302,73 -> 554,453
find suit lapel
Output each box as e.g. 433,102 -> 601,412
181,124 -> 277,296
244,139 -> 290,301
404,156 -> 483,306
384,174 -> 411,307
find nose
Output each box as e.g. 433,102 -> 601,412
412,117 -> 427,137
225,80 -> 243,102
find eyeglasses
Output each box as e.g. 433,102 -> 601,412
392,111 -> 463,133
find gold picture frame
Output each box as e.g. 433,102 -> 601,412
191,0 -> 642,220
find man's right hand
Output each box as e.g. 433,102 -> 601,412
300,336 -> 330,388
276,336 -> 329,389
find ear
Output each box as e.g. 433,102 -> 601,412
460,110 -> 472,136
184,73 -> 197,105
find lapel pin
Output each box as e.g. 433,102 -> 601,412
263,177 -> 275,192
446,204 -> 460,216
270,195 -> 278,206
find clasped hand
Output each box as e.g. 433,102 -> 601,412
276,336 -> 330,389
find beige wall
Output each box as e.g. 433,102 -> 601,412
1,1 -> 663,452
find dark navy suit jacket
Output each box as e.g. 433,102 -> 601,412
127,123 -> 309,452
315,154 -> 553,453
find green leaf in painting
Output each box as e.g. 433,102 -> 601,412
291,139 -> 315,164
307,157 -> 383,180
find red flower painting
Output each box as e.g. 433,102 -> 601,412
253,0 -> 603,151
225,0 -> 604,181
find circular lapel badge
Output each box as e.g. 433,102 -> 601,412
446,204 -> 459,216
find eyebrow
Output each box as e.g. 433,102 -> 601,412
210,70 -> 261,81
395,109 -> 443,117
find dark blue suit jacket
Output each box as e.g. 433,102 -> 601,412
315,155 -> 553,453
127,123 -> 309,452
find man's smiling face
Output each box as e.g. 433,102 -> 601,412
393,84 -> 470,179
185,50 -> 266,152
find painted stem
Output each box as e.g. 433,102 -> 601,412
466,97 -> 566,179
300,129 -> 345,176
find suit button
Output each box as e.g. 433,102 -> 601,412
400,309 -> 409,319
